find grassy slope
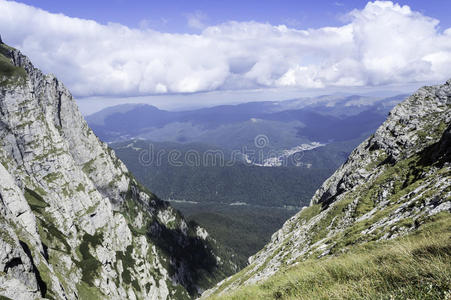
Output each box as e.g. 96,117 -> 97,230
207,115 -> 451,299
210,212 -> 451,300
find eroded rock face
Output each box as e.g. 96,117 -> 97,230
311,80 -> 451,207
0,41 -> 235,299
204,80 -> 451,297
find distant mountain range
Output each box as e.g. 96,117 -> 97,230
86,94 -> 406,153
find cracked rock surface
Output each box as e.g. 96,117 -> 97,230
0,41 -> 235,299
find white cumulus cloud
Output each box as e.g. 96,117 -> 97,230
0,0 -> 450,97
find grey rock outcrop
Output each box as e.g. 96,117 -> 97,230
204,80 -> 451,297
0,42 -> 235,299
311,80 -> 451,207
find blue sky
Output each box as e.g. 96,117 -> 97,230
14,0 -> 451,32
2,1 -> 451,114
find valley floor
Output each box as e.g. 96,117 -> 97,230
170,202 -> 298,268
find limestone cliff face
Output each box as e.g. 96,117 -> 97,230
311,81 -> 451,207
0,42 -> 235,299
204,80 -> 451,297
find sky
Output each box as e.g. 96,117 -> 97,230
10,0 -> 451,33
1,0 -> 451,114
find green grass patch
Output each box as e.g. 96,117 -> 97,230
296,204 -> 322,224
24,187 -> 48,212
209,213 -> 451,300
75,232 -> 104,285
0,44 -> 26,87
76,281 -> 105,300
43,172 -> 60,184
76,183 -> 85,192
37,218 -> 72,253
365,150 -> 388,172
309,196 -> 354,244
116,245 -> 136,285
82,159 -> 96,174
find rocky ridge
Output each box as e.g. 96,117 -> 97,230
204,80 -> 451,297
0,41 -> 235,299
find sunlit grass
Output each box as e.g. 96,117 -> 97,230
209,212 -> 451,300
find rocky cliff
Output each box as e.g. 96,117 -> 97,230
0,41 -> 235,299
204,80 -> 451,297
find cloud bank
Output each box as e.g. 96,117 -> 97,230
1,0 -> 450,97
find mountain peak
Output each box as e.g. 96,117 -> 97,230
0,42 -> 235,299
312,79 -> 451,206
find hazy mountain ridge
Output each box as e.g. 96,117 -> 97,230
86,94 -> 404,150
204,80 -> 451,298
0,41 -> 235,299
